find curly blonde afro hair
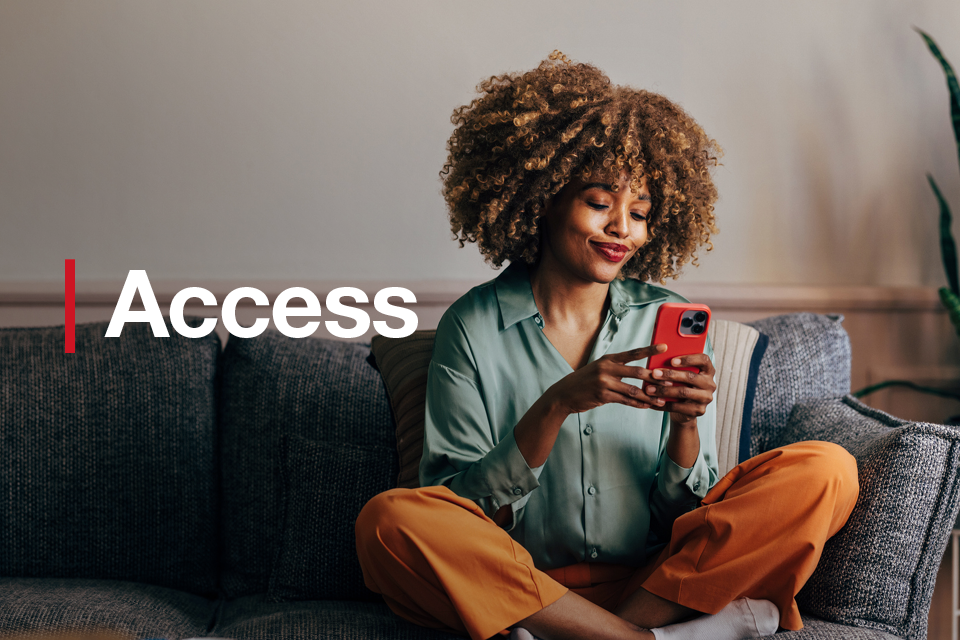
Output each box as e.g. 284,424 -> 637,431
440,51 -> 721,283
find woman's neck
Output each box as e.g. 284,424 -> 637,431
528,256 -> 610,332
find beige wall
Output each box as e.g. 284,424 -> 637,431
5,6 -> 960,630
2,0 -> 960,287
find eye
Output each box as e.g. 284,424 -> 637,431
587,201 -> 609,211
631,212 -> 648,221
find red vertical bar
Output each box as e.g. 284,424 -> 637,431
65,259 -> 75,353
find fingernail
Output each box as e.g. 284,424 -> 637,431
647,386 -> 657,395
653,370 -> 662,378
656,399 -> 665,405
672,358 -> 681,365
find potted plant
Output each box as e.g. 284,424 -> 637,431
854,29 -> 960,405
919,29 -> 960,337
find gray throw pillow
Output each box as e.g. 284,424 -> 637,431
781,395 -> 960,639
746,313 -> 851,456
218,331 -> 395,598
268,433 -> 399,602
0,318 -> 219,596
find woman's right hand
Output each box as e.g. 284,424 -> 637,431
513,343 -> 668,476
547,344 -> 668,415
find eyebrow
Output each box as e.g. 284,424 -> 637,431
580,182 -> 652,202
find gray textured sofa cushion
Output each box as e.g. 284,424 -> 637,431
0,577 -> 217,639
219,331 -> 395,598
212,599 -> 896,640
0,319 -> 220,596
214,597 -> 460,640
747,313 -> 851,456
781,395 -> 960,640
268,433 -> 398,602
780,615 -> 902,639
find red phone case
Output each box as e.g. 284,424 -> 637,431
645,303 -> 711,402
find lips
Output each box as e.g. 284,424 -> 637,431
591,242 -> 629,262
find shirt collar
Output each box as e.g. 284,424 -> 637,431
495,260 -> 670,331
495,261 -> 539,330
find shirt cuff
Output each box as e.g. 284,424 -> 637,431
501,461 -> 544,532
657,447 -> 711,504
479,428 -> 542,511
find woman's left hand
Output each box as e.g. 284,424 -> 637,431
643,353 -> 717,427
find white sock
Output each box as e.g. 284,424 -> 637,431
651,598 -> 779,640
509,628 -> 540,640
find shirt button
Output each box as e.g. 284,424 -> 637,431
590,547 -> 599,559
583,424 -> 593,435
533,313 -> 543,327
587,486 -> 597,496
693,482 -> 701,491
512,487 -> 523,496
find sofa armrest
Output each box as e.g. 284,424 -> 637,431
777,395 -> 960,640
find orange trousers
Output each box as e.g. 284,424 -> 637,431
355,441 -> 858,640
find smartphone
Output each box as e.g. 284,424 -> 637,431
645,303 -> 711,402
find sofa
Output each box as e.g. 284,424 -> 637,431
0,312 -> 957,640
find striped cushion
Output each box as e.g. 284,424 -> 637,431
371,331 -> 436,488
371,319 -> 766,487
708,320 -> 768,475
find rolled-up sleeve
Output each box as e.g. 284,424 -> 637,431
419,310 -> 541,525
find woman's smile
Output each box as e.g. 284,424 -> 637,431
590,241 -> 630,262
539,174 -> 652,284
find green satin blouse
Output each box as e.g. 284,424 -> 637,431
419,260 -> 718,570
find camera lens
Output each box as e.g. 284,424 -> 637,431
692,323 -> 704,334
681,317 -> 693,328
694,311 -> 707,323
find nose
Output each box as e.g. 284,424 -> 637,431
604,203 -> 631,239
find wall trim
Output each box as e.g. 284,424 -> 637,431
0,280 -> 947,312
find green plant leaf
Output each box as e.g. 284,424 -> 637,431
918,28 -> 960,174
940,286 -> 960,338
930,175 -> 960,296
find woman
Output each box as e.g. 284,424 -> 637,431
356,52 -> 858,640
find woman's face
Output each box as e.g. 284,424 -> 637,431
540,174 -> 651,284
